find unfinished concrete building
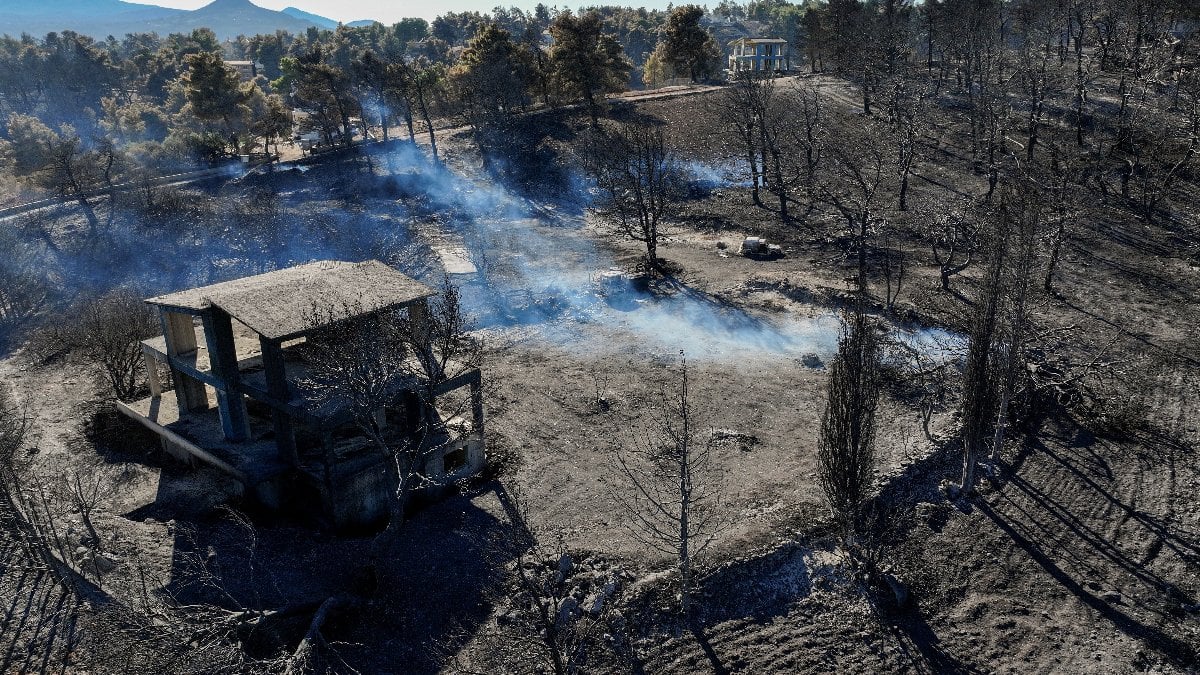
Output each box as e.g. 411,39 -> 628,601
118,260 -> 484,528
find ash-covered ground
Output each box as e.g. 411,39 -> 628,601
0,82 -> 1197,674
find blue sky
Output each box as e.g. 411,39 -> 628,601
149,1 -> 677,24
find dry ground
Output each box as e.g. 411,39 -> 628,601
0,73 -> 1198,673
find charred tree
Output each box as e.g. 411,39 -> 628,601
301,277 -> 480,558
821,117 -> 889,296
608,352 -> 723,618
715,73 -> 771,206
42,290 -> 161,402
817,309 -> 883,537
959,232 -> 1004,493
926,200 -> 980,292
586,120 -> 681,270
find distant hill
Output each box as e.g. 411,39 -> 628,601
0,0 -> 181,30
280,6 -> 338,30
0,0 -> 345,40
0,0 -> 172,18
279,7 -> 380,30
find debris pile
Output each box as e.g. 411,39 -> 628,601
711,428 -> 759,452
593,268 -> 630,296
739,237 -> 785,260
498,553 -> 628,627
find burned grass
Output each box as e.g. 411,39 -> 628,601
0,69 -> 1197,673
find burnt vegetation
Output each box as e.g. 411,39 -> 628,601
0,0 -> 1198,673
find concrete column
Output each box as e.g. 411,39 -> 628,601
162,311 -> 208,412
143,345 -> 161,398
427,446 -> 446,481
201,310 -> 250,442
260,336 -> 297,467
469,372 -> 485,471
408,299 -> 439,379
470,374 -> 485,439
408,299 -> 431,341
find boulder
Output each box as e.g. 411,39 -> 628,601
585,581 -> 618,616
883,572 -> 909,608
557,597 -> 579,625
92,554 -> 118,574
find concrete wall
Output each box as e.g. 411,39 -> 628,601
317,435 -> 486,530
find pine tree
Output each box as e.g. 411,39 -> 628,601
658,5 -> 721,83
549,11 -> 632,123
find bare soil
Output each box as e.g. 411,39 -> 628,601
1,73 -> 1197,674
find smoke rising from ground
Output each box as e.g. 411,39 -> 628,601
378,143 -> 848,360
2,140 -> 957,362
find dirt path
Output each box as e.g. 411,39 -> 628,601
0,357 -> 89,468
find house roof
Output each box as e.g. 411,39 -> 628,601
146,260 -> 435,341
729,37 -> 788,44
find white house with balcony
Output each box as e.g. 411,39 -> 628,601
727,37 -> 790,73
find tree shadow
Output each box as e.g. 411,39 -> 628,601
0,522 -> 94,675
974,419 -> 1199,670
688,622 -> 730,675
881,602 -> 984,675
1026,427 -> 1200,570
689,542 -> 814,629
977,496 -> 1197,668
603,104 -> 668,128
1058,296 -> 1200,368
1067,242 -> 1195,305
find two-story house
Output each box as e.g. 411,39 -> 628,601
728,37 -> 790,73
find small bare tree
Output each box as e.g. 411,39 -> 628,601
885,79 -> 926,211
586,120 -> 682,270
608,352 -> 723,617
68,290 -> 160,401
713,72 -> 771,206
407,274 -> 481,392
820,117 -> 890,295
302,302 -> 423,551
0,232 -> 48,338
473,488 -> 617,675
817,311 -> 883,538
881,227 -> 906,311
793,81 -> 826,203
59,463 -> 118,553
0,386 -> 90,590
924,199 -> 979,292
0,385 -> 30,517
1042,161 -> 1076,295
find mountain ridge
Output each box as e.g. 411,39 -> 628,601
0,0 -> 366,40
280,6 -> 339,30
